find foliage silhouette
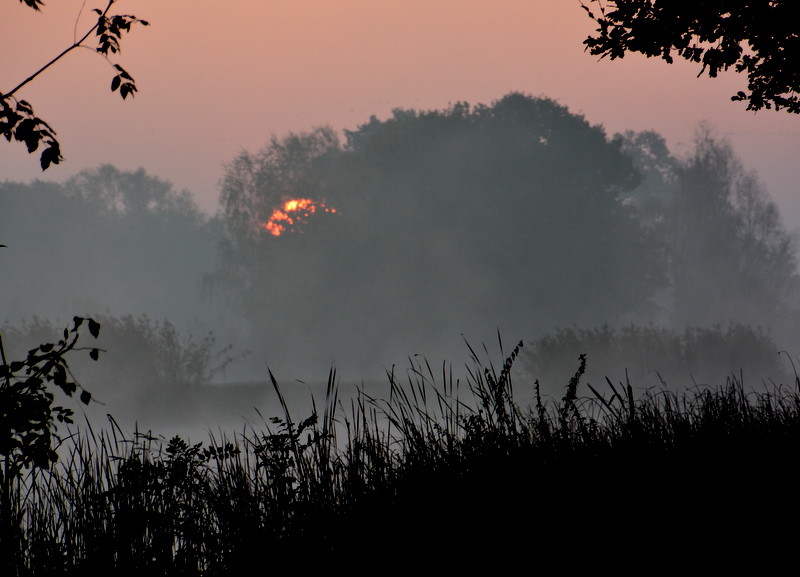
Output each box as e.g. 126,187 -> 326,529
0,316 -> 100,572
0,169 -> 217,330
214,94 -> 667,366
522,322 -> 790,397
582,0 -> 800,112
621,123 -> 800,329
1,1 -> 149,169
3,338 -> 799,573
0,314 -> 243,405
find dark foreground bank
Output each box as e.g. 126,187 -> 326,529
2,343 -> 798,575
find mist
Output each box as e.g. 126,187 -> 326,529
2,93 -> 798,436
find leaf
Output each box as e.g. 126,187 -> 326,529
80,391 -> 91,405
24,135 -> 40,153
23,0 -> 45,11
16,100 -> 34,115
53,365 -> 67,388
88,318 -> 101,338
111,75 -> 121,92
90,348 -> 100,361
40,141 -> 62,170
113,65 -> 133,81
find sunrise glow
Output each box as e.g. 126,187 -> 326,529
261,198 -> 337,236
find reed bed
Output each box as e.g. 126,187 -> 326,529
2,339 -> 799,574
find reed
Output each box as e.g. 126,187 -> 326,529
2,335 -> 799,574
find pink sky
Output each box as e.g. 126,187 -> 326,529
3,1 -> 800,225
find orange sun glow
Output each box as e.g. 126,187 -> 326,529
261,198 -> 337,236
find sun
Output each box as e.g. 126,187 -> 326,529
260,198 -> 337,236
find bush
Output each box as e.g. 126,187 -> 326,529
0,314 -> 241,390
522,322 -> 790,397
0,317 -> 100,574
3,337 -> 799,573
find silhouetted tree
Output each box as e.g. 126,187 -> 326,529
0,167 -> 216,328
622,124 -> 799,328
214,94 -> 667,368
339,93 -> 665,324
672,124 -> 799,325
618,129 -> 678,229
217,127 -> 341,262
582,1 -> 800,112
1,1 -> 148,168
65,164 -> 204,222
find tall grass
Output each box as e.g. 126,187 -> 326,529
3,337 -> 800,574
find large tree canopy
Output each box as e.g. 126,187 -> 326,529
581,1 -> 800,113
214,93 -> 667,370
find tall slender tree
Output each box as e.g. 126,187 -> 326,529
622,124 -> 799,327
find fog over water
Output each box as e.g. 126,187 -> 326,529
3,94 -> 799,439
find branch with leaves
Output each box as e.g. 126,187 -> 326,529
0,315 -> 103,570
581,0 -> 800,113
1,0 -> 149,169
0,316 -> 102,474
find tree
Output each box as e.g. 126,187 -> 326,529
209,127 -> 343,332
581,1 -> 800,113
213,94 -> 667,370
673,124 -> 799,324
618,129 -> 678,229
217,127 -> 342,259
622,123 -> 799,327
337,93 -> 665,325
1,0 -> 149,169
64,164 -> 204,221
0,167 -> 217,332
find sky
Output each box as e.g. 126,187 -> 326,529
3,0 -> 800,225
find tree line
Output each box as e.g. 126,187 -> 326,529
211,93 -> 799,371
2,93 -> 797,380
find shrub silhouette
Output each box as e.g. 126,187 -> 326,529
0,316 -> 100,572
3,333 -> 799,573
